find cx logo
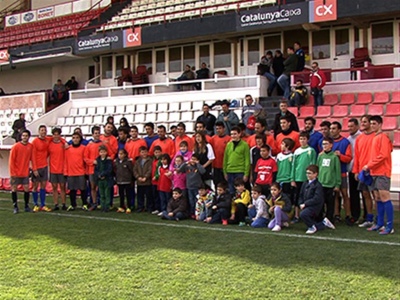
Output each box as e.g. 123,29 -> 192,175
312,0 -> 337,22
0,50 -> 9,62
316,4 -> 333,16
124,28 -> 142,48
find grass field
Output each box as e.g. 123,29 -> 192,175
0,192 -> 399,299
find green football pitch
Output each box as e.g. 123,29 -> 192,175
0,194 -> 399,299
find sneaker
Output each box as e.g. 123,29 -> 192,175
271,225 -> 281,232
109,205 -> 114,211
33,205 -> 40,213
323,217 -> 336,230
67,205 -> 75,211
157,212 -> 163,217
306,225 -> 317,234
88,205 -> 97,211
40,206 -> 52,212
334,215 -> 342,223
61,205 -> 67,211
238,222 -> 246,227
53,205 -> 60,211
358,220 -> 374,228
97,205 -> 102,210
245,216 -> 252,225
345,216 -> 355,226
175,217 -> 180,222
136,208 -> 144,213
151,210 -> 160,215
13,207 -> 19,214
222,219 -> 228,226
125,208 -> 131,214
282,222 -> 290,228
290,217 -> 299,224
24,206 -> 31,213
117,207 -> 125,213
367,224 -> 385,232
379,227 -> 394,235
82,205 -> 88,211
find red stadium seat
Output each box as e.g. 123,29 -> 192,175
332,106 -> 348,118
300,106 -> 315,117
350,105 -> 366,117
3,178 -> 11,191
357,92 -> 372,104
340,93 -> 355,105
323,94 -> 339,105
374,92 -> 389,104
368,104 -> 384,115
393,131 -> 400,147
317,106 -> 331,117
382,117 -> 398,130
0,178 -> 3,189
307,95 -> 314,107
392,91 -> 400,103
297,118 -> 305,131
287,107 -> 298,116
386,104 -> 400,116
341,117 -> 350,131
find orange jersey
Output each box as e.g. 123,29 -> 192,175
64,145 -> 86,176
352,132 -> 375,173
84,140 -> 103,175
149,138 -> 175,159
210,134 -> 231,168
276,131 -> 300,152
48,140 -> 66,174
31,136 -> 51,170
100,134 -> 118,159
367,132 -> 393,177
246,133 -> 278,156
191,134 -> 212,145
175,135 -> 194,152
126,138 -> 147,162
9,142 -> 33,177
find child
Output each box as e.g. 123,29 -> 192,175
171,155 -> 186,193
276,138 -> 295,206
317,137 -> 341,224
195,184 -> 215,221
247,185 -> 269,228
64,133 -> 89,211
299,165 -> 336,234
94,145 -> 113,212
230,178 -> 251,226
170,141 -> 192,172
114,148 -> 134,214
291,131 -> 316,223
206,182 -> 232,225
254,144 -> 277,198
250,133 -> 266,184
266,182 -> 292,232
150,145 -> 162,215
133,146 -> 153,213
157,154 -> 173,216
161,188 -> 188,221
178,153 -> 206,218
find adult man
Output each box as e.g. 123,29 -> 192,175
246,119 -> 277,156
310,62 -> 326,113
273,100 -> 299,137
216,100 -> 239,135
169,125 -> 178,139
318,120 -> 331,152
51,79 -> 67,104
149,125 -> 175,158
275,116 -> 300,151
117,127 -> 129,152
177,64 -> 195,81
304,116 -> 323,154
288,80 -> 307,111
9,130 -> 33,213
196,104 -> 216,136
31,125 -> 52,212
294,41 -> 305,72
174,122 -> 194,152
210,121 -> 231,187
363,116 -> 393,235
277,47 -> 298,99
100,123 -> 118,159
65,76 -> 78,91
223,126 -> 250,195
352,115 -> 375,227
11,113 -> 26,142
241,94 -> 263,135
330,121 -> 353,225
347,118 -> 362,223
195,62 -> 210,90
193,121 -> 212,143
258,51 -> 276,96
144,122 -> 159,149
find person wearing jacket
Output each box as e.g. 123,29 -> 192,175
247,185 -> 269,228
161,188 -> 188,221
277,47 -> 298,100
206,182 -> 232,225
115,148 -> 134,213
310,62 -> 326,113
133,146 -> 153,212
216,100 -> 239,135
299,165 -> 336,234
266,182 -> 292,232
94,145 -> 114,212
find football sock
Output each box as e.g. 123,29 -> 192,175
383,201 -> 394,230
376,201 -> 384,227
40,189 -> 46,207
70,190 -> 77,207
12,192 -> 17,207
32,191 -> 38,206
24,192 -> 30,207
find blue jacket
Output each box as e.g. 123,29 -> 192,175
94,157 -> 114,186
309,130 -> 323,154
298,179 -> 324,214
332,136 -> 352,174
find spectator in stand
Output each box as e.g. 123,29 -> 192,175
273,100 -> 299,137
258,51 -> 276,96
288,80 -> 308,113
216,100 -> 239,136
277,47 -> 298,100
65,76 -> 78,92
106,116 -> 118,137
304,117 -> 323,154
242,94 -> 263,135
174,122 -> 194,152
275,115 -> 300,151
0,88 -> 5,96
294,42 -> 305,72
11,113 -> 26,142
51,79 -> 67,104
196,104 -> 216,136
176,64 -> 195,91
273,50 -> 285,96
310,62 -> 327,114
144,122 -> 159,149
195,62 -> 210,90
210,121 -> 231,187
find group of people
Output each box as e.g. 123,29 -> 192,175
9,98 -> 394,235
174,63 -> 210,91
49,76 -> 78,105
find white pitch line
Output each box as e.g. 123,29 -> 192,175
1,207 -> 399,247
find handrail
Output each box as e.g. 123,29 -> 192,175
84,74 -> 101,89
75,0 -> 111,34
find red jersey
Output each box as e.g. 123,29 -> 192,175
100,134 -> 118,159
157,165 -> 172,192
32,136 -> 51,170
175,134 -> 194,152
64,145 -> 86,176
210,134 -> 231,169
9,142 -> 33,177
48,139 -> 66,174
255,157 -> 277,185
84,140 -> 103,175
151,158 -> 161,185
126,138 -> 147,162
367,132 -> 393,177
276,131 -> 300,151
352,132 -> 375,173
149,137 -> 175,159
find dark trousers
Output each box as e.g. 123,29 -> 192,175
137,185 -> 152,211
294,181 -> 304,207
229,203 -> 247,224
118,184 -> 133,209
152,184 -> 160,211
213,168 -> 226,188
300,207 -> 325,231
323,187 -> 335,223
210,208 -> 230,224
70,189 -> 87,207
281,182 -> 294,206
348,172 -> 361,220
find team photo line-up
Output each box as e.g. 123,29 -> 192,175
8,97 -> 394,235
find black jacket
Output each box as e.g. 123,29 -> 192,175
298,179 -> 324,213
273,110 -> 299,136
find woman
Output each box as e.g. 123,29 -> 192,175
193,132 -> 215,186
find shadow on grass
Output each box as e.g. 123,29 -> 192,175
0,201 -> 399,281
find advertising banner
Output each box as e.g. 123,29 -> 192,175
21,11 -> 37,24
75,31 -> 123,54
5,14 -> 20,27
37,6 -> 55,21
0,49 -> 9,63
123,27 -> 142,48
309,0 -> 337,23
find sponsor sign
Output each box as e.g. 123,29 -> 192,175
310,0 -> 337,23
21,11 -> 37,24
5,14 -> 20,27
0,49 -> 9,63
236,2 -> 309,31
37,6 -> 54,21
75,31 -> 123,54
123,27 -> 142,48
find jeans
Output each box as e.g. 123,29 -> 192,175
187,188 -> 198,215
263,72 -> 277,95
248,206 -> 268,228
277,74 -> 290,99
161,211 -> 187,220
312,88 -> 324,109
227,173 -> 244,196
159,191 -> 171,212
